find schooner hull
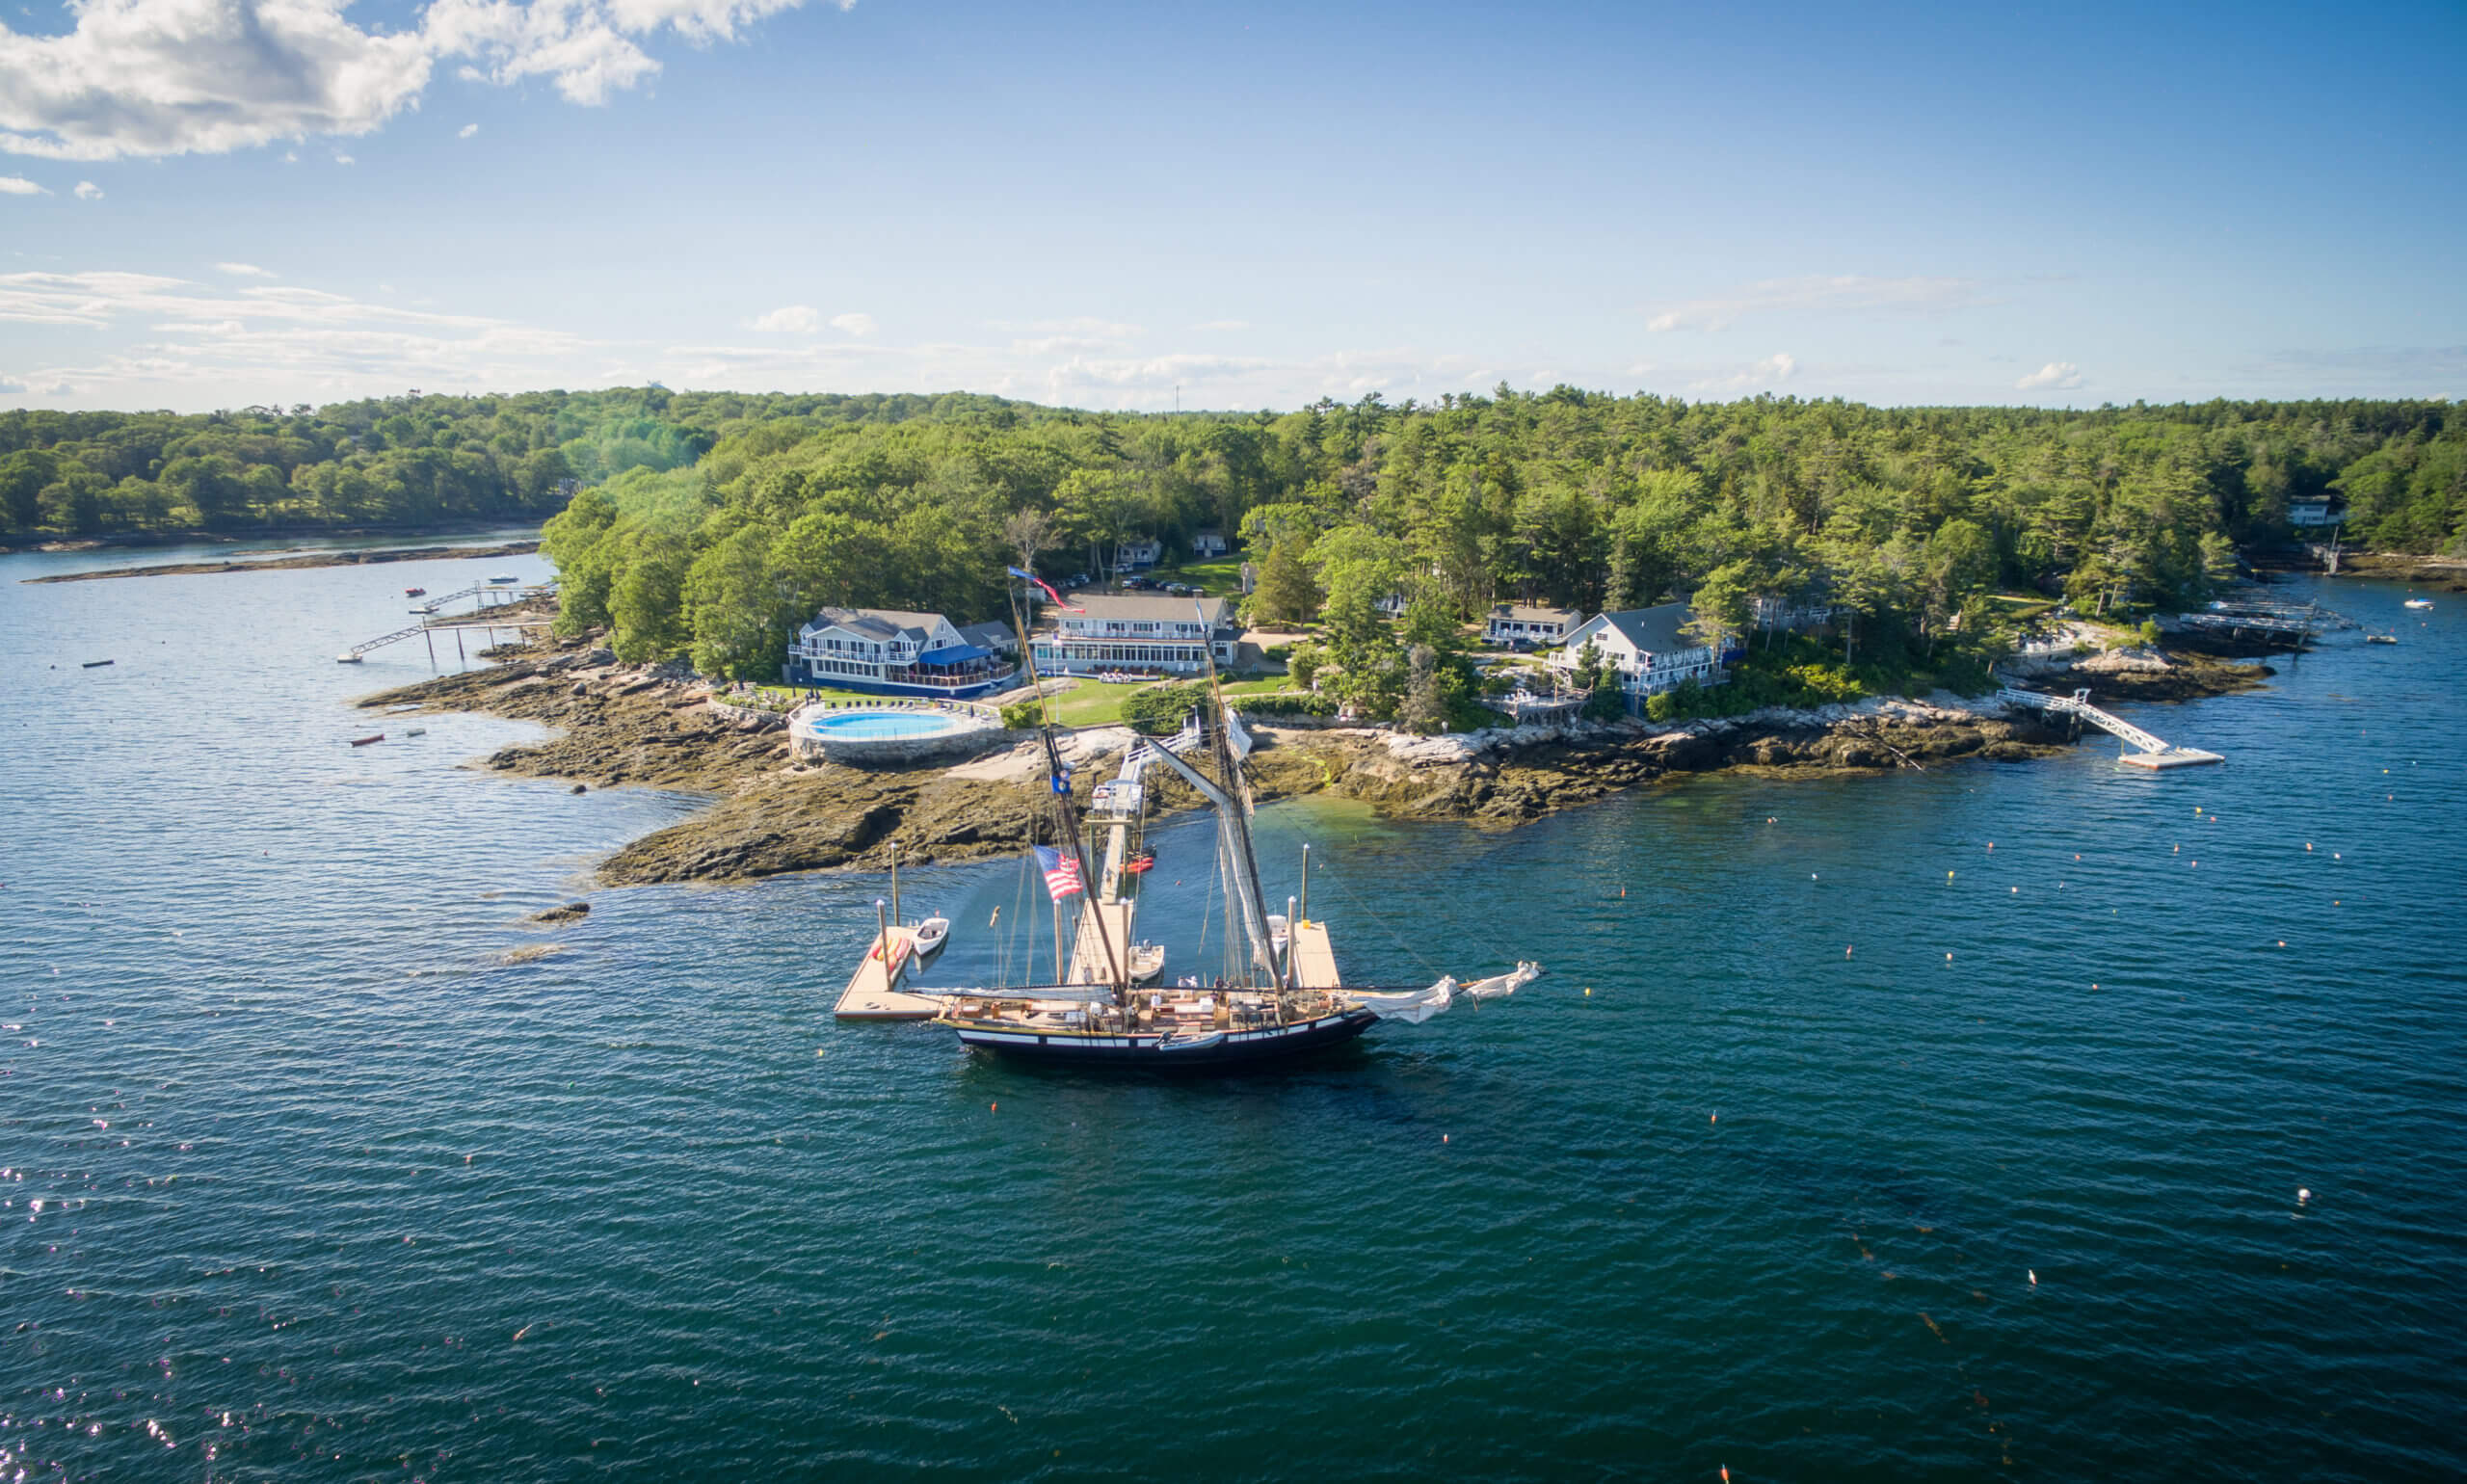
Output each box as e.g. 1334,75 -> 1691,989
953,1009 -> 1378,1068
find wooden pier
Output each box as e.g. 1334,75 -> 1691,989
337,583 -> 557,664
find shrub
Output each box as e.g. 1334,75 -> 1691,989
1231,691 -> 1338,717
999,699 -> 1042,729
1121,681 -> 1210,734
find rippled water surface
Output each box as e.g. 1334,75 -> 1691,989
4,545 -> 2463,1481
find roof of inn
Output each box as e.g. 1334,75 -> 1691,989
806,607 -> 947,642
1591,602 -> 1699,654
1058,594 -> 1233,625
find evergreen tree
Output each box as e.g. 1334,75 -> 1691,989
1251,539 -> 1321,624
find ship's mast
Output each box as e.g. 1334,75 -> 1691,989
1008,582 -> 1127,1001
1196,602 -> 1279,989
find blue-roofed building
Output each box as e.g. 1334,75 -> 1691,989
784,607 -> 1020,698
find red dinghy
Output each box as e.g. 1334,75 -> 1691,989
350,733 -> 385,747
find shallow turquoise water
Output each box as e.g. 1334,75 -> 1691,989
3,546 -> 2462,1481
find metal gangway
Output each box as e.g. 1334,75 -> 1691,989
1997,687 -> 2222,770
1089,714 -> 1215,823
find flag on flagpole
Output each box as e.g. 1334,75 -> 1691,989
1007,565 -> 1084,612
1031,845 -> 1084,902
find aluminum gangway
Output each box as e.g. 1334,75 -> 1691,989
1997,687 -> 2222,770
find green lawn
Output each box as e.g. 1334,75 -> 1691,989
1022,673 -> 1286,729
1147,557 -> 1247,596
1034,677 -> 1138,727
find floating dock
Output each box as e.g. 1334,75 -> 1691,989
1287,920 -> 1341,990
832,925 -> 946,1020
1066,899 -> 1142,984
1998,687 -> 2223,770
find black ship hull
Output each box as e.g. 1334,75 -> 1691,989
954,1008 -> 1379,1068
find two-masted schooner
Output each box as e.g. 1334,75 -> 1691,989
929,574 -> 1539,1069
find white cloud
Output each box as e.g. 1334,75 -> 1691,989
2015,360 -> 2083,391
748,304 -> 820,332
332,152 -> 354,165
1687,352 -> 1799,393
0,376 -> 25,392
0,174 -> 47,195
73,180 -> 103,199
459,122 -> 479,138
827,311 -> 875,336
216,261 -> 277,278
1647,275 -> 1992,332
0,0 -> 834,162
1190,319 -> 1249,331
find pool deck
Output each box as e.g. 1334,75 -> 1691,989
789,700 -> 1007,766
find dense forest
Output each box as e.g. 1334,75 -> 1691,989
11,384 -> 2460,718
529,391 -> 2464,713
0,388 -> 1037,542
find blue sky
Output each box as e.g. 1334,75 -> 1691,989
3,0 -> 2462,412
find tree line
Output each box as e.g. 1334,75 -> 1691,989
0,388 -> 1038,542
533,388 -> 2461,700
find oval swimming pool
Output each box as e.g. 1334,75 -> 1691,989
803,709 -> 970,740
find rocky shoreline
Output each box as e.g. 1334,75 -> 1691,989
359,635 -> 2267,888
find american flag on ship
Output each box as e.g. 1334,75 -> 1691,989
1031,845 -> 1084,901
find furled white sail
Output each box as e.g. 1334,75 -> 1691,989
1349,977 -> 1455,1023
1462,962 -> 1543,1000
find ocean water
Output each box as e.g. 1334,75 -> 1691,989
3,545 -> 2462,1481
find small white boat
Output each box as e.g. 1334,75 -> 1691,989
489,574 -> 519,584
911,914 -> 951,959
2402,598 -> 2433,610
1156,1028 -> 1226,1053
335,653 -> 363,664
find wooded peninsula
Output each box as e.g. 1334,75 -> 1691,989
8,388 -> 2460,723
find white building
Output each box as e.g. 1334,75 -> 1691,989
1550,603 -> 1722,707
1032,594 -> 1237,675
1750,594 -> 1842,634
2288,496 -> 2347,528
1485,603 -> 1584,647
785,607 -> 1017,698
1116,536 -> 1165,570
1190,529 -> 1231,559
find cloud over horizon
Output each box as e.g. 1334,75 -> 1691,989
2014,360 -> 2083,391
0,0 -> 848,162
